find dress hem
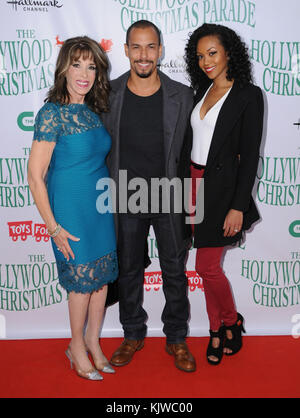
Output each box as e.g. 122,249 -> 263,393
57,249 -> 119,295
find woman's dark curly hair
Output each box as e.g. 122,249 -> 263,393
184,24 -> 252,91
46,36 -> 110,114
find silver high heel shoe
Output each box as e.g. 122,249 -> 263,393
97,363 -> 115,374
85,347 -> 115,374
65,347 -> 103,381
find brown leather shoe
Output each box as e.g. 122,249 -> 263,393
166,342 -> 196,372
110,339 -> 144,367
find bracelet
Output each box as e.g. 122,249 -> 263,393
48,224 -> 62,238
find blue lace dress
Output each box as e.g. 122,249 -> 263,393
33,102 -> 118,293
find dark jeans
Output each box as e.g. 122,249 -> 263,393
117,213 -> 189,344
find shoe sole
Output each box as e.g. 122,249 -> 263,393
223,345 -> 242,356
207,357 -> 222,365
110,341 -> 144,367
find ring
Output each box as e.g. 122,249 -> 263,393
234,229 -> 239,232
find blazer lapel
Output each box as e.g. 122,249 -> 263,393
205,81 -> 248,170
194,81 -> 211,106
160,72 -> 180,165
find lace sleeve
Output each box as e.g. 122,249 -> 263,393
33,102 -> 60,142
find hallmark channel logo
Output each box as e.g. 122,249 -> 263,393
159,54 -> 186,75
6,0 -> 63,12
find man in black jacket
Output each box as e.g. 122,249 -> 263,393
102,20 -> 195,372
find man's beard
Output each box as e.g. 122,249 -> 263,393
136,72 -> 152,78
134,60 -> 155,78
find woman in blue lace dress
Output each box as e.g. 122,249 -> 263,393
28,36 -> 118,381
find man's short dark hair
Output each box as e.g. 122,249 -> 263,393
126,20 -> 161,45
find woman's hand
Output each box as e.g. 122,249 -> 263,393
52,227 -> 80,261
223,209 -> 243,237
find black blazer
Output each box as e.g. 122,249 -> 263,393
102,70 -> 194,253
188,81 -> 264,248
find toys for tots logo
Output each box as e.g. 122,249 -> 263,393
3,219 -> 59,314
7,221 -> 50,242
144,270 -> 204,292
146,236 -> 204,293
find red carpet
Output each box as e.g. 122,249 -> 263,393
1,336 -> 299,399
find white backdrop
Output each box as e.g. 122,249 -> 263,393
0,0 -> 299,340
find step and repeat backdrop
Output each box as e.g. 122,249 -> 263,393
0,0 -> 299,339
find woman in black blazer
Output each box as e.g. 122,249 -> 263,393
184,24 -> 264,365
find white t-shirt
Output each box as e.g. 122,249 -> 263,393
191,85 -> 232,166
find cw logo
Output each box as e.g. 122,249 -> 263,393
289,220 -> 300,237
17,111 -> 34,131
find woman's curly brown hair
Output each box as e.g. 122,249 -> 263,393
46,36 -> 110,114
185,24 -> 253,92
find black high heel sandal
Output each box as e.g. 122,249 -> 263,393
223,313 -> 245,356
206,326 -> 225,365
